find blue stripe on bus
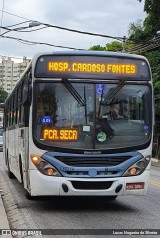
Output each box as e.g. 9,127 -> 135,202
41,152 -> 143,178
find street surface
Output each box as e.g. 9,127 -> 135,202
0,151 -> 160,238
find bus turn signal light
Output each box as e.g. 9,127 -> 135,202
128,167 -> 137,175
31,155 -> 40,164
123,156 -> 151,177
46,168 -> 55,176
30,154 -> 61,177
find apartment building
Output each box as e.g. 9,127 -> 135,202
0,56 -> 31,93
0,108 -> 3,127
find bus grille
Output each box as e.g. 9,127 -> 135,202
54,156 -> 130,167
71,181 -> 113,190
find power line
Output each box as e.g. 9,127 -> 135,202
0,25 -> 48,36
1,35 -> 87,50
1,25 -> 48,34
43,23 -> 123,41
0,9 -> 124,41
0,0 -> 5,34
0,9 -> 31,22
5,20 -> 31,28
3,8 -> 160,54
126,36 -> 160,54
13,26 -> 48,33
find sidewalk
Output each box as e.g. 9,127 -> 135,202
0,173 -> 12,237
151,158 -> 160,167
0,192 -> 11,234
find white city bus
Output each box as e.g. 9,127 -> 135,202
3,51 -> 153,199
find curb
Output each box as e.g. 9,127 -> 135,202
0,193 -> 10,229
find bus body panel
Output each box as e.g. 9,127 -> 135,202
5,126 -> 29,188
29,168 -> 149,196
22,127 -> 30,190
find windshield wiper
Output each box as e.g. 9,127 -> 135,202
101,80 -> 125,106
61,78 -> 86,107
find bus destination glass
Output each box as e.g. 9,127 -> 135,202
41,128 -> 79,142
34,55 -> 150,80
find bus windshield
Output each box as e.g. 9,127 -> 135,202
33,80 -> 152,151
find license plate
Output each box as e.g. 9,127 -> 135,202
126,182 -> 144,190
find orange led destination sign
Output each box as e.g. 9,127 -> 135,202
43,129 -> 78,141
47,61 -> 136,75
35,55 -> 150,80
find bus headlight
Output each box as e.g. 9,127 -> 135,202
31,155 -> 61,177
123,156 -> 151,177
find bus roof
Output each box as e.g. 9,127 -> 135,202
32,50 -> 148,62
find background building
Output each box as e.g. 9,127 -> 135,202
0,108 -> 3,127
0,56 -> 31,93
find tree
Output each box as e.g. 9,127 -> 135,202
89,45 -> 106,51
128,20 -> 146,43
105,41 -> 122,52
135,0 -> 160,158
0,87 -> 8,103
137,0 -> 160,39
89,41 -> 123,52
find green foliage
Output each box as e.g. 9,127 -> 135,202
144,50 -> 160,133
143,0 -> 160,16
0,87 -> 8,103
130,1 -> 160,135
144,51 -> 160,88
106,41 -> 122,52
89,45 -> 106,51
89,42 -> 123,52
137,0 -> 160,39
128,20 -> 147,43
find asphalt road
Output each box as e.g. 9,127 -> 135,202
0,151 -> 160,238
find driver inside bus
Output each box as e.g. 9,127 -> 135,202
109,103 -> 123,120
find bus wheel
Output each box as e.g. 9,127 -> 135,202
7,160 -> 15,179
107,196 -> 117,200
25,190 -> 34,200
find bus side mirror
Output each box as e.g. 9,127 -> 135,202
22,75 -> 32,107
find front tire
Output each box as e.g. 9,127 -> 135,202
25,190 -> 38,200
107,196 -> 117,200
25,190 -> 33,200
7,158 -> 15,179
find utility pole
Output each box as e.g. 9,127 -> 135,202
122,36 -> 126,52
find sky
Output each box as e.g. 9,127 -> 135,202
0,0 -> 146,62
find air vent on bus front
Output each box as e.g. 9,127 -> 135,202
71,181 -> 113,190
54,156 -> 131,167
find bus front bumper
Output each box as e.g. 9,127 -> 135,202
29,170 -> 150,197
